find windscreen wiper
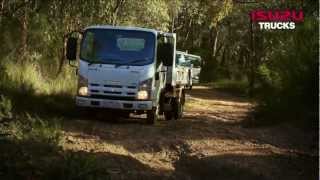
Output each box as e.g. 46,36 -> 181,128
128,59 -> 146,64
114,63 -> 129,68
88,60 -> 103,66
88,58 -> 120,66
114,59 -> 146,68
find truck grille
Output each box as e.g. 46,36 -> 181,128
103,91 -> 121,94
104,84 -> 122,88
90,95 -> 136,101
89,83 -> 137,97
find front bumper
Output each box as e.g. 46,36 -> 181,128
76,96 -> 153,110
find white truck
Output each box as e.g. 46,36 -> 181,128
66,25 -> 189,124
176,51 -> 193,89
184,53 -> 201,84
175,51 -> 202,89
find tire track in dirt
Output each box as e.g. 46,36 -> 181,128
61,86 -> 318,180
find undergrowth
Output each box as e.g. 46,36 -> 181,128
208,79 -> 249,96
0,57 -> 77,117
0,95 -> 109,180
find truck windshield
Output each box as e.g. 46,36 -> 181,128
176,53 -> 191,67
185,56 -> 201,68
80,29 -> 155,66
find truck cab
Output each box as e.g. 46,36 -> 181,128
175,51 -> 202,89
176,51 -> 193,89
187,54 -> 203,84
184,53 -> 201,84
66,25 -> 186,124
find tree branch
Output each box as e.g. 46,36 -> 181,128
0,0 -> 31,18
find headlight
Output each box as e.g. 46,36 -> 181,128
78,86 -> 88,96
136,78 -> 153,100
78,75 -> 88,96
137,90 -> 149,100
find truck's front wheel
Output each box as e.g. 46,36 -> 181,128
164,110 -> 173,120
163,98 -> 182,120
173,98 -> 183,119
146,107 -> 158,124
173,91 -> 185,120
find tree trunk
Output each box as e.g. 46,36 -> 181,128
248,19 -> 255,97
191,21 -> 195,49
112,0 -> 125,26
18,7 -> 28,62
212,29 -> 219,58
171,16 -> 175,33
220,45 -> 227,66
0,0 -> 4,17
182,18 -> 193,49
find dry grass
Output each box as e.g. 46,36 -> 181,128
2,61 -> 76,96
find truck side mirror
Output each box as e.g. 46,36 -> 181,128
157,43 -> 174,66
66,37 -> 77,61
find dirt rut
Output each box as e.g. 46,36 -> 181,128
62,86 -> 317,180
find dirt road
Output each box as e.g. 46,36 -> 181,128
62,86 -> 317,180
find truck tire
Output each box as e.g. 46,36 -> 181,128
163,96 -> 173,121
173,92 -> 185,120
173,98 -> 183,119
146,107 -> 158,124
163,98 -> 182,121
164,110 -> 173,120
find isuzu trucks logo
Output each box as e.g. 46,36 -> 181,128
250,10 -> 304,30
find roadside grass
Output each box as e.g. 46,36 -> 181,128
0,59 -> 110,179
0,95 -> 110,180
0,59 -> 77,117
0,117 -> 110,180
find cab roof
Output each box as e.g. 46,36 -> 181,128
176,50 -> 201,60
85,25 -> 160,35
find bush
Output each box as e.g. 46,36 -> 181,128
1,114 -> 62,145
0,57 -> 77,117
0,114 -> 109,180
0,95 -> 13,120
48,152 -> 108,180
1,60 -> 76,96
253,16 -> 318,127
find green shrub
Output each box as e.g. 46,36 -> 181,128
2,60 -> 76,96
1,114 -> 62,146
47,152 -> 109,180
0,57 -> 77,116
0,95 -> 13,120
253,17 -> 318,127
0,114 -> 109,180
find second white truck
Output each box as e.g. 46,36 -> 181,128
175,51 -> 202,89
